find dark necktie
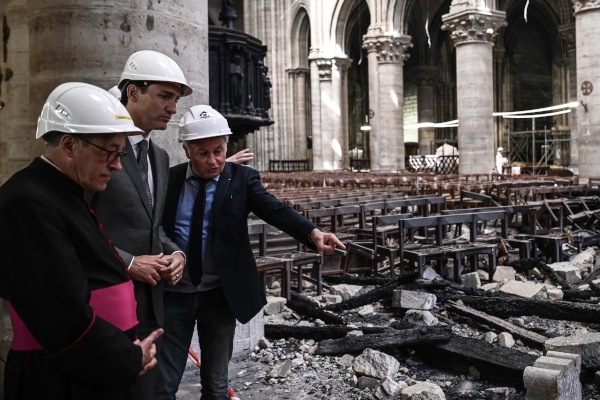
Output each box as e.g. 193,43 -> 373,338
137,139 -> 153,209
187,177 -> 211,286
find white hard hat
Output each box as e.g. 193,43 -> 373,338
36,82 -> 143,139
107,85 -> 121,100
178,105 -> 232,142
498,147 -> 504,152
119,50 -> 192,96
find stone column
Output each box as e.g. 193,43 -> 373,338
557,23 -> 577,173
333,59 -> 352,170
413,66 -> 440,155
27,0 -> 208,164
309,56 -> 350,170
363,28 -> 412,171
574,0 -> 600,178
0,0 -> 30,184
442,3 -> 506,174
288,68 -> 311,160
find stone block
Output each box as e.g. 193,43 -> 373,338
461,271 -> 481,289
392,290 -> 437,310
547,288 -> 564,300
492,266 -> 516,282
403,310 -> 439,326
233,312 -> 264,357
499,281 -> 547,299
545,333 -> 600,360
375,377 -> 406,399
546,262 -> 582,284
337,354 -> 355,367
477,269 -> 490,282
268,359 -> 293,378
353,348 -> 400,380
524,351 -> 581,400
481,282 -> 500,291
401,381 -> 446,399
569,247 -> 595,266
498,332 -> 515,348
263,296 -> 287,315
422,266 -> 440,280
483,331 -> 498,344
357,376 -> 379,390
330,284 -> 363,300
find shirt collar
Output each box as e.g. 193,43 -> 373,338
40,155 -> 63,172
129,134 -> 151,146
185,162 -> 220,183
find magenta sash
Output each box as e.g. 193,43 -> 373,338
9,280 -> 138,351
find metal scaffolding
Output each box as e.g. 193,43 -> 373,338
506,129 -> 571,174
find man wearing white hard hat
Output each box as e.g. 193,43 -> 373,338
89,50 -> 189,400
157,105 -> 345,399
0,82 -> 163,399
496,146 -> 509,174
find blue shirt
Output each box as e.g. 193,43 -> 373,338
169,163 -> 220,293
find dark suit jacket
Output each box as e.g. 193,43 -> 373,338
90,139 -> 180,329
163,162 -> 317,324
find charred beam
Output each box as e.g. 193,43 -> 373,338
460,296 -> 600,324
315,326 -> 453,356
287,294 -> 346,325
448,301 -> 547,349
414,335 -> 537,387
323,280 -> 401,312
264,324 -> 389,341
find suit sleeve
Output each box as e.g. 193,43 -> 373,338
246,168 -> 317,245
157,150 -> 182,256
0,196 -> 142,389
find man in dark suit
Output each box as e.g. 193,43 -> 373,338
90,50 -> 189,400
158,105 -> 345,400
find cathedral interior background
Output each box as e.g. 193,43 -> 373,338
0,0 -> 597,180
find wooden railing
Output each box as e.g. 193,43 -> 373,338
269,160 -> 309,172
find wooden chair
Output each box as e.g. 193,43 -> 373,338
345,213 -> 413,277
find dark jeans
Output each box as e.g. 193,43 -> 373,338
154,288 -> 236,400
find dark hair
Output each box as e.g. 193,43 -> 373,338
118,81 -> 153,106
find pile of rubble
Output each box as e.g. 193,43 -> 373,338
221,242 -> 600,399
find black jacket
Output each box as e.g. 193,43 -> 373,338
163,162 -> 317,323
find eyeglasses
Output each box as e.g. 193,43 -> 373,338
78,137 -> 128,163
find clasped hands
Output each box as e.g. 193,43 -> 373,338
128,252 -> 185,286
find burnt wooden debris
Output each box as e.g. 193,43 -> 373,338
457,296 -> 600,324
257,192 -> 600,390
265,324 -> 389,341
323,280 -> 404,312
315,326 -> 453,356
448,301 -> 547,349
287,292 -> 346,325
413,336 -> 538,387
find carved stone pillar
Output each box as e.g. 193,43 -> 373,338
559,23 -> 577,170
27,0 -> 208,165
309,56 -> 351,170
442,4 -> 506,174
288,68 -> 310,160
363,28 -> 412,171
573,0 -> 600,177
413,66 -> 440,155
